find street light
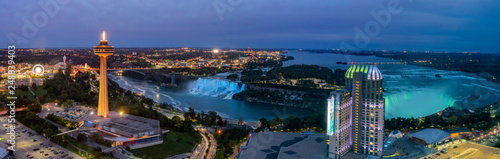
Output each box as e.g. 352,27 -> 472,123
120,112 -> 124,116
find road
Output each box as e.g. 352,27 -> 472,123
190,127 -> 217,159
205,129 -> 216,159
27,87 -> 41,105
191,131 -> 209,159
473,125 -> 500,143
0,117 -> 83,159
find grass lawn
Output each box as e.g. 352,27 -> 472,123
64,135 -> 94,156
133,131 -> 198,159
10,86 -> 55,103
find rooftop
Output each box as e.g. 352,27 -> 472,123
432,142 -> 500,159
408,128 -> 451,145
345,65 -> 383,80
277,135 -> 328,159
238,132 -> 328,159
102,114 -> 160,134
84,111 -> 161,137
445,128 -> 470,134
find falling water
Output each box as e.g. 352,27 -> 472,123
188,78 -> 246,99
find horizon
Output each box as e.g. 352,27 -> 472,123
8,46 -> 500,54
2,1 -> 500,53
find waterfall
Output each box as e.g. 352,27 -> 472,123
188,78 -> 245,99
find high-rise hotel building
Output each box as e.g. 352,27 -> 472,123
328,65 -> 385,159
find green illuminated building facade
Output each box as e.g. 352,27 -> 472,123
328,64 -> 385,158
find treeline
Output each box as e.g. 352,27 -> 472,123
273,64 -> 345,85
183,108 -> 227,127
44,68 -> 97,106
214,128 -> 249,159
385,112 -> 499,132
246,60 -> 281,69
17,110 -> 60,137
45,114 -> 79,129
240,64 -> 346,86
382,53 -> 500,83
157,67 -> 236,76
258,114 -> 325,132
0,94 -> 38,110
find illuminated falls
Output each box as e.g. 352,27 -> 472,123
188,78 -> 245,99
384,91 -> 456,118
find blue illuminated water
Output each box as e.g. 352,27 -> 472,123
188,78 -> 245,99
109,74 -> 317,122
109,50 -> 500,121
284,50 -> 500,118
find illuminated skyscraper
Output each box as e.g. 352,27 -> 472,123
327,89 -> 352,159
328,65 -> 385,158
94,31 -> 113,118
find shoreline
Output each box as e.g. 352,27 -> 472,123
110,75 -> 261,126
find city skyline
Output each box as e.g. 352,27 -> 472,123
2,1 -> 500,53
2,1 -> 500,159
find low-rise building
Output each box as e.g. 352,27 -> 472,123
83,112 -> 163,149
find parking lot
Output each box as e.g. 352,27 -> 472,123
0,117 -> 83,159
424,142 -> 500,159
40,104 -> 94,123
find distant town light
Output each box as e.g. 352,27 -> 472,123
213,49 -> 219,53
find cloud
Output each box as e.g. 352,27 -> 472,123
0,0 -> 499,52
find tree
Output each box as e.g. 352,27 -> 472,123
259,118 -> 269,129
238,117 -> 244,126
32,82 -> 37,91
61,99 -> 75,107
28,103 -> 42,113
77,134 -> 87,143
44,128 -> 55,138
495,142 -> 500,148
38,96 -> 46,103
284,115 -> 303,131
270,117 -> 283,129
172,116 -> 183,131
226,74 -> 239,81
184,107 -> 196,120
217,115 -> 224,127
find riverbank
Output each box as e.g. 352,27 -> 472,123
232,84 -> 330,112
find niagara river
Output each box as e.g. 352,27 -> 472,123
108,50 -> 500,121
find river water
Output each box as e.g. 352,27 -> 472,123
284,50 -> 500,118
109,50 -> 500,121
108,73 -> 318,122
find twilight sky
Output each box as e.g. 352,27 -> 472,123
2,0 -> 499,52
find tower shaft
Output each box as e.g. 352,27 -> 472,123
97,55 -> 109,117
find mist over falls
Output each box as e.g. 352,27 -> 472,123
188,78 -> 246,99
